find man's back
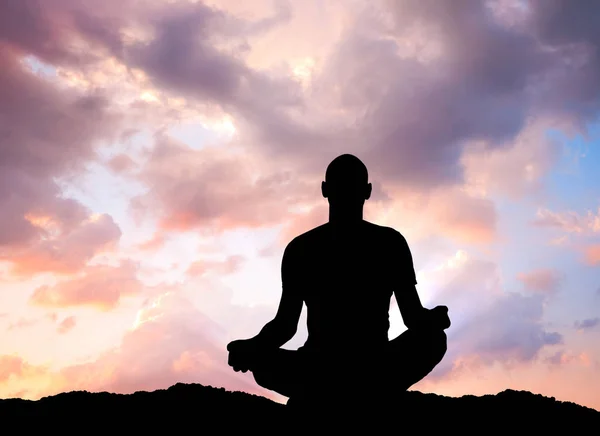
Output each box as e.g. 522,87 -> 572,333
285,220 -> 417,353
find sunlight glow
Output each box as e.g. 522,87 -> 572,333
291,57 -> 316,87
437,250 -> 469,271
24,214 -> 54,229
140,91 -> 160,103
132,292 -> 172,330
203,115 -> 237,139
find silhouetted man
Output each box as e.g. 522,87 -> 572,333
227,154 -> 450,408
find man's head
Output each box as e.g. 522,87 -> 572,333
321,154 -> 372,208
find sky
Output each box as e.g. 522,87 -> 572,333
1,0 -> 599,411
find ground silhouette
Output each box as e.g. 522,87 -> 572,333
0,383 -> 598,431
228,154 -> 451,410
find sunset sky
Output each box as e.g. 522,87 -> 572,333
1,0 -> 600,411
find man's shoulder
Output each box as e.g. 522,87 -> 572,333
364,221 -> 404,241
285,223 -> 328,252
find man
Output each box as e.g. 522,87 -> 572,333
227,154 -> 450,406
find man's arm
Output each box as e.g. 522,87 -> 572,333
251,241 -> 303,349
395,284 -> 428,330
391,231 -> 428,329
392,230 -> 450,330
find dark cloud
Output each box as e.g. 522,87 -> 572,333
4,0 -> 600,201
0,0 -> 130,66
574,317 -> 600,331
5,0 -> 599,239
0,32 -> 127,280
527,0 -> 600,122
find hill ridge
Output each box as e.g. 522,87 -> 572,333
1,383 -> 598,431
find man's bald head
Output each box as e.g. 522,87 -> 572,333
322,154 -> 372,207
325,154 -> 369,185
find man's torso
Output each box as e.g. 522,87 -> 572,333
288,221 -> 413,354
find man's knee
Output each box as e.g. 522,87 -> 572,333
252,367 -> 271,388
430,329 -> 447,363
410,328 -> 447,363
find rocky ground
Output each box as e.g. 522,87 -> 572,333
1,383 -> 597,432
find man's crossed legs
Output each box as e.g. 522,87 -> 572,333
241,328 -> 447,402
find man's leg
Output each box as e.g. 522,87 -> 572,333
386,328 -> 447,391
249,348 -> 308,399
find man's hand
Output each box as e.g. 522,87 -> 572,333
227,338 -> 260,373
429,305 -> 451,330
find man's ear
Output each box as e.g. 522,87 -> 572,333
321,181 -> 328,198
365,183 -> 372,200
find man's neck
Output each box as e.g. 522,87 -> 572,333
328,207 -> 364,228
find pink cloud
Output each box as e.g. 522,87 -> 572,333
187,255 -> 244,278
0,355 -> 45,384
107,154 -> 137,174
533,208 -> 600,234
57,316 -> 77,334
4,214 -> 121,276
429,188 -> 497,244
584,244 -> 600,265
0,356 -> 27,383
545,350 -> 593,367
48,291 -> 269,398
132,137 -> 317,233
30,260 -> 142,310
517,268 -> 562,294
0,19 -> 127,280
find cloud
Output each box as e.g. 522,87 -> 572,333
418,250 -> 562,380
132,136 -> 318,233
50,291 -> 269,399
583,244 -> 600,266
0,7 -> 130,280
527,0 -> 600,122
574,318 -> 600,332
187,255 -> 244,278
109,0 -> 600,241
0,355 -> 45,384
461,118 -> 564,199
427,187 -> 497,244
5,0 -> 591,244
3,214 -> 121,276
30,260 -> 142,310
517,268 -> 562,294
1,287 -> 278,400
107,153 -> 137,174
57,316 -> 77,334
3,0 -> 600,233
533,208 -> 600,234
6,313 -> 77,334
7,318 -> 38,331
0,47 -> 120,252
278,203 -> 329,244
545,350 -> 592,367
